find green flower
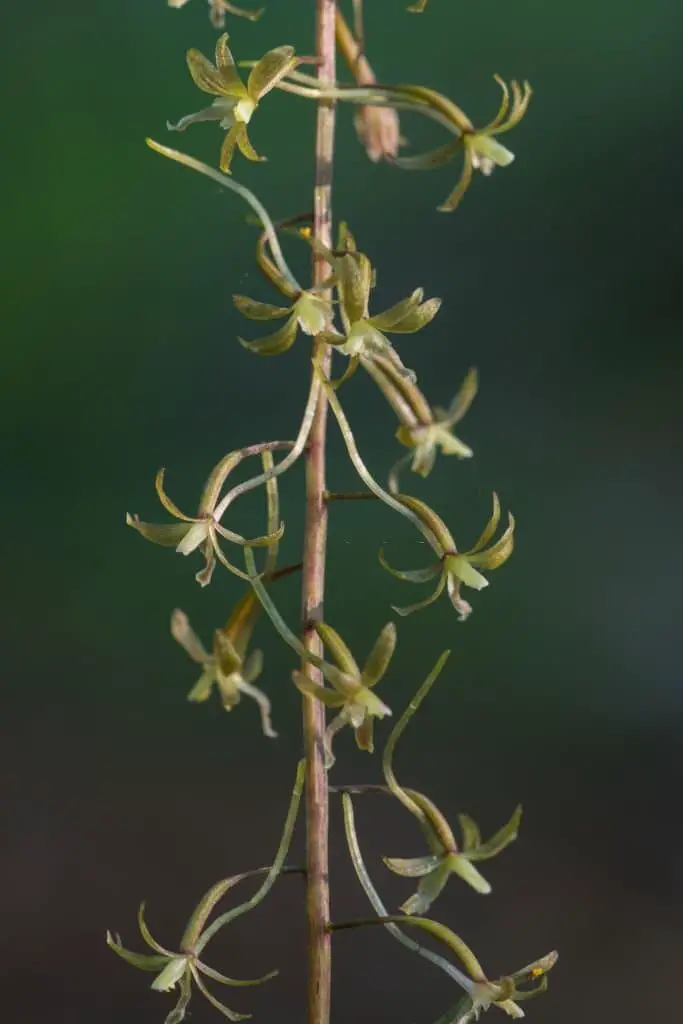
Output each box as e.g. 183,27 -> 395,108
167,33 -> 299,173
394,76 -> 532,212
293,621 -> 396,765
310,225 -> 440,382
385,917 -> 557,1023
379,492 -> 514,619
384,793 -> 522,913
126,456 -> 283,586
107,900 -> 275,1024
363,354 -> 477,489
233,291 -> 333,356
171,590 -> 277,738
168,0 -> 264,29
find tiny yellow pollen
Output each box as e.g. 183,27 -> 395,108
531,967 -> 544,978
299,226 -> 312,238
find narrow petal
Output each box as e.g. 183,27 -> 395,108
234,122 -> 264,162
247,45 -> 298,101
233,295 -> 291,319
171,609 -> 211,664
241,648 -> 264,683
238,312 -> 298,356
126,515 -> 193,547
480,75 -> 511,134
187,667 -> 217,703
457,813 -> 482,854
367,289 -> 423,332
167,105 -> 227,132
401,859 -> 452,915
292,671 -> 346,708
383,855 -> 441,878
447,853 -> 492,895
337,252 -> 372,325
434,427 -> 473,459
392,138 -> 460,171
220,123 -> 240,174
469,492 -> 501,553
469,513 -> 515,570
384,297 -> 442,334
471,134 -> 515,169
155,468 -> 195,522
191,965 -> 250,1021
361,621 -> 397,687
165,969 -> 192,1024
446,572 -> 472,621
438,145 -> 474,213
442,367 -> 479,426
315,621 -> 360,677
106,931 -> 170,972
467,805 -> 522,861
186,49 -> 231,96
237,677 -> 277,738
378,547 -> 441,584
392,572 -> 448,617
354,714 -> 374,752
196,959 -> 278,987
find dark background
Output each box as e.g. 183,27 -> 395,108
2,0 -> 682,1021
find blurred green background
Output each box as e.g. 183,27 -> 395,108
2,0 -> 682,1021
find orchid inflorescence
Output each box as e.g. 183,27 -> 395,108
111,5 -> 554,1024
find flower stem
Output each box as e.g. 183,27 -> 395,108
301,4 -> 336,1024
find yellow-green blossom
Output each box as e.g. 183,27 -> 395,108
171,590 -> 277,738
293,621 -> 396,765
379,492 -> 514,619
168,33 -> 298,173
168,0 -> 263,28
233,291 -> 333,355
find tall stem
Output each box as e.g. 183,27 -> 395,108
301,3 -> 336,1024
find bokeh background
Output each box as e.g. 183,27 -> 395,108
2,0 -> 682,1021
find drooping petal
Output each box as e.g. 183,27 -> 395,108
361,621 -> 397,687
433,426 -> 473,460
220,123 -> 241,174
126,515 -> 194,548
213,629 -> 243,675
438,144 -> 474,213
378,547 -> 442,584
186,45 -> 236,97
171,609 -> 211,664
391,571 -> 448,617
441,368 -> 479,426
167,105 -> 228,133
106,931 -> 170,972
383,854 -> 441,878
234,121 -> 264,162
187,666 -> 218,703
471,133 -> 515,170
233,295 -> 291,319
392,137 -> 461,171
152,956 -> 190,992
241,648 -> 264,683
401,858 -> 452,914
191,965 -> 250,1021
196,959 -> 278,987
165,969 -> 193,1024
354,713 -> 375,752
247,45 -> 298,102
237,677 -> 277,738
446,571 -> 472,622
238,312 -> 298,355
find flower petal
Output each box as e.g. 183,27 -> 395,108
234,121 -> 264,162
292,671 -> 346,708
152,956 -> 189,992
237,677 -> 277,738
171,609 -> 211,664
220,123 -> 240,174
187,667 -> 217,703
468,492 -> 501,553
353,714 -> 374,752
233,295 -> 291,319
469,513 -> 515,570
191,965 -> 250,1021
106,931 -> 170,972
438,144 -> 474,213
391,571 -> 447,617
401,859 -> 452,915
457,813 -> 482,854
196,959 -> 278,987
337,252 -> 373,326
361,621 -> 397,687
467,805 -> 522,861
247,45 -> 298,101
126,515 -> 193,548
186,46 -> 233,97
167,105 -> 227,132
367,289 -> 423,331
155,468 -> 195,522
378,547 -> 441,584
446,852 -> 492,895
238,312 -> 298,356
383,854 -> 441,878
177,521 -> 211,556
384,297 -> 442,334
441,367 -> 479,426
392,138 -> 460,171
165,969 -> 193,1024
447,555 -> 489,591
315,621 -> 360,678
